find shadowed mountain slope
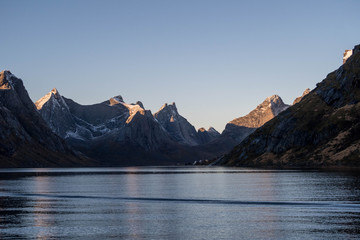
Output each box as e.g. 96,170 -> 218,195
0,71 -> 94,167
220,44 -> 360,168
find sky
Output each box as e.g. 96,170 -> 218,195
1,0 -> 360,132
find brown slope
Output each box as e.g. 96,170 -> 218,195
221,45 -> 360,168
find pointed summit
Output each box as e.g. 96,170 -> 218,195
229,95 -> 289,129
51,88 -> 59,95
265,94 -> 281,102
154,102 -> 200,145
35,87 -> 67,110
35,88 -> 75,136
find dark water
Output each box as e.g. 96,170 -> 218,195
0,167 -> 360,239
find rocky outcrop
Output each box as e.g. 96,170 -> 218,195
293,88 -> 311,105
0,71 -> 93,167
220,44 -> 360,168
343,50 -> 353,64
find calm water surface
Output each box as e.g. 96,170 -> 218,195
0,167 -> 360,239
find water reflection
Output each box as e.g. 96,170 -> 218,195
33,176 -> 54,240
124,168 -> 141,240
0,168 -> 359,239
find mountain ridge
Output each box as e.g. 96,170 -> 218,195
219,44 -> 360,168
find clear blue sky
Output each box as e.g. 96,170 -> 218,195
1,0 -> 360,132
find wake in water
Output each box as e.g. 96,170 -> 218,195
1,192 -> 360,210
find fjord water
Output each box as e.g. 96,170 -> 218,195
0,167 -> 360,239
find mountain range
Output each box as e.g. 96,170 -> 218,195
34,84 -> 299,166
0,70 -> 308,167
0,45 -> 357,168
34,88 -> 223,165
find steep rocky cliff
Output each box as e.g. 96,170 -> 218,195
221,44 -> 360,168
0,71 -> 93,167
154,102 -> 202,145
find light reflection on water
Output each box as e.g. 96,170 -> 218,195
0,167 -> 360,239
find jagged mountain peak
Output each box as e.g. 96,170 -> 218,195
158,102 -> 177,112
51,88 -> 59,95
35,87 -> 67,110
265,94 -> 282,103
154,102 -> 201,145
109,95 -> 124,106
229,94 -> 289,129
155,103 -> 179,123
262,95 -> 288,115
